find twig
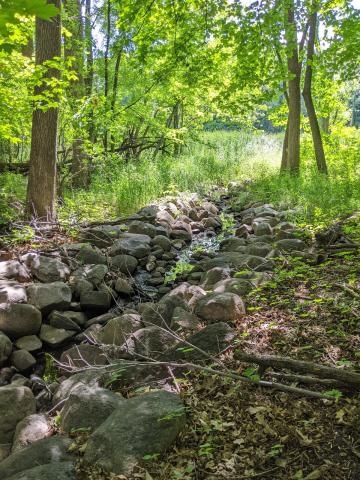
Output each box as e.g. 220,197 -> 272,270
334,283 -> 360,299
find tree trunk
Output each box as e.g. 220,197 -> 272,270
284,1 -> 301,174
110,47 -> 122,152
302,5 -> 328,174
280,118 -> 290,171
26,0 -> 61,221
64,0 -> 88,187
103,0 -> 111,154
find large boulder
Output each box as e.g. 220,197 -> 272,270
200,267 -> 230,290
109,233 -> 151,259
27,282 -> 71,314
60,344 -> 108,370
60,384 -> 123,433
83,391 -> 185,475
125,326 -> 177,358
0,261 -> 31,283
97,314 -> 141,346
276,238 -> 306,251
163,323 -> 235,361
0,303 -> 42,339
0,281 -> 27,303
213,278 -> 253,296
0,331 -> 12,365
80,291 -> 111,313
52,369 -> 108,406
21,254 -> 70,283
48,311 -> 81,332
71,264 -> 108,288
39,325 -> 76,347
14,335 -> 42,352
11,414 -> 51,453
6,461 -> 76,480
111,254 -> 138,274
152,235 -> 171,252
128,221 -> 157,238
80,224 -> 124,247
10,350 -> 36,371
0,386 -> 36,451
199,253 -> 274,272
75,244 -> 107,265
0,436 -> 72,479
195,292 -> 245,323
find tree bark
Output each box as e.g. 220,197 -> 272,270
26,0 -> 61,221
302,4 -> 328,174
103,0 -> 111,154
110,47 -> 122,152
285,1 -> 301,174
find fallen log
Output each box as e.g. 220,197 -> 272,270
235,352 -> 360,389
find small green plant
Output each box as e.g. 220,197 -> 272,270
164,260 -> 194,284
43,353 -> 58,383
198,442 -> 214,457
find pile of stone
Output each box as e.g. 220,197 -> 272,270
0,190 -> 313,477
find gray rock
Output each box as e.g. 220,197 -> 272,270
72,278 -> 93,298
61,384 -> 123,433
0,303 -> 42,339
0,281 -> 27,303
14,335 -> 42,352
27,282 -> 71,314
171,307 -> 200,330
245,242 -> 272,257
220,237 -> 247,252
201,216 -> 222,229
52,369 -> 108,405
111,254 -> 138,274
213,278 -> 253,296
125,326 -> 177,358
58,311 -> 87,327
11,414 -> 51,453
98,314 -> 141,346
115,277 -> 133,295
80,224 -> 124,247
195,292 -> 245,323
0,331 -> 12,365
109,233 -> 151,259
84,391 -> 185,475
276,238 -> 306,251
60,344 -> 108,370
0,261 -> 31,283
164,323 -> 235,361
253,221 -> 273,236
48,311 -> 81,332
6,461 -> 76,480
10,350 -> 36,371
0,436 -> 72,479
80,291 -> 111,313
200,267 -> 230,290
39,325 -> 76,347
152,235 -> 171,252
75,244 -> 107,265
71,264 -> 108,287
128,221 -> 157,238
200,253 -> 274,272
21,253 -> 70,283
0,386 -> 36,448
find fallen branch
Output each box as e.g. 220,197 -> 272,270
235,352 -> 360,389
266,371 -> 348,388
334,283 -> 360,299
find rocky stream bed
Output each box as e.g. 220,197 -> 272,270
0,184 -> 358,479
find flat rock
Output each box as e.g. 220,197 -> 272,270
97,314 -> 141,346
0,303 -> 42,339
84,390 -> 185,475
80,291 -> 111,313
0,436 -> 72,479
128,220 -> 157,238
111,254 -> 138,274
80,224 -> 124,247
11,414 -> 51,453
21,253 -> 70,283
195,292 -> 245,323
6,461 -> 76,480
0,261 -> 31,283
75,244 -> 107,265
10,350 -> 36,371
60,344 -> 108,370
48,311 -> 81,332
109,233 -> 151,259
61,384 -> 123,433
39,325 -> 76,347
14,335 -> 42,352
276,238 -> 306,251
71,264 -> 108,287
0,331 -> 12,365
27,282 -> 71,314
0,281 -> 27,303
0,386 -> 36,448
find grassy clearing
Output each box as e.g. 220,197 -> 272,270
1,127 -> 359,230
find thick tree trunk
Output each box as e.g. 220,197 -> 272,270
284,2 -> 301,174
26,0 -> 61,221
302,6 -> 328,174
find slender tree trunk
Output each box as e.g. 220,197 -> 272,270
281,118 -> 290,170
302,5 -> 328,174
103,0 -> 111,154
284,1 -> 301,174
110,47 -> 122,152
26,0 -> 61,221
64,0 -> 88,187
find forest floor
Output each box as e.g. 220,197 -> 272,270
140,213 -> 360,480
